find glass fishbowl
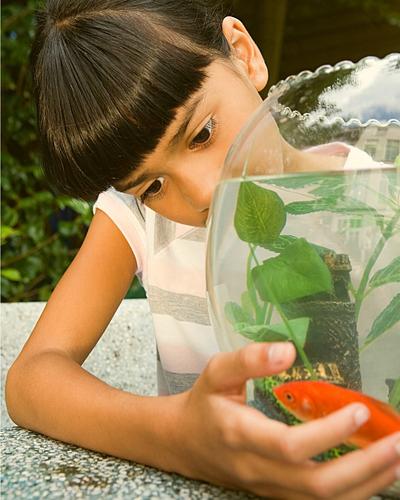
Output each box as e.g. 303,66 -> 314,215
207,54 -> 400,495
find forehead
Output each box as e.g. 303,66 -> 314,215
116,59 -> 247,188
164,59 -> 241,126
169,61 -> 239,126
153,60 -> 247,137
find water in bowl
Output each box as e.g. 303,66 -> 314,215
207,167 -> 400,473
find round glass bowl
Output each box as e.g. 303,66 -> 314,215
206,54 -> 400,483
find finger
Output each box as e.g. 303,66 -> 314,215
334,465 -> 400,500
200,342 -> 296,393
305,431 -> 400,499
231,402 -> 371,463
250,466 -> 400,500
231,432 -> 400,499
273,402 -> 372,462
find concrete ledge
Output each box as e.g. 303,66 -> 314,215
1,300 -> 255,499
1,300 -> 157,429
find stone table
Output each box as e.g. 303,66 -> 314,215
1,301 -> 397,499
1,300 -> 255,499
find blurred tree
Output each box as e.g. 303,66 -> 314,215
2,0 -> 399,302
1,1 -> 145,301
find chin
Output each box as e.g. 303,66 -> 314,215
185,219 -> 207,227
170,213 -> 209,227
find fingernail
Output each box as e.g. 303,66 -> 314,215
268,343 -> 289,365
353,404 -> 370,427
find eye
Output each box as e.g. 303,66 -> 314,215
284,391 -> 295,403
189,118 -> 216,150
140,177 -> 165,202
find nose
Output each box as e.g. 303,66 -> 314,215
178,165 -> 220,211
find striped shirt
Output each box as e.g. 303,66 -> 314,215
93,190 -> 218,395
93,144 -> 379,395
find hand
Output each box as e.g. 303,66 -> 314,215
172,342 -> 400,499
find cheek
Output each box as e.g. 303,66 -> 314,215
151,192 -> 207,227
218,102 -> 267,176
225,106 -> 258,144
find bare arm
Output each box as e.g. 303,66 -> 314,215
6,209 -> 400,498
5,209 -> 181,469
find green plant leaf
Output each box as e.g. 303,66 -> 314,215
369,256 -> 400,289
388,378 -> 400,410
267,317 -> 310,347
234,322 -> 287,342
309,176 -> 348,198
1,225 -> 20,243
1,268 -> 22,282
235,317 -> 310,347
262,173 -> 348,199
225,301 -> 253,326
260,235 -> 298,253
2,208 -> 18,227
261,234 -> 332,257
252,238 -> 333,303
364,294 -> 400,348
62,198 -> 91,215
285,196 -> 378,217
234,182 -> 286,245
240,291 -> 254,320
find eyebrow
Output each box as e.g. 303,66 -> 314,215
167,92 -> 206,150
116,92 -> 206,193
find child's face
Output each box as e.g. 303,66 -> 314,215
115,59 -> 263,226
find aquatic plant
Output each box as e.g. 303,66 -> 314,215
225,167 -> 400,404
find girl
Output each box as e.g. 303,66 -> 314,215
6,1 -> 400,497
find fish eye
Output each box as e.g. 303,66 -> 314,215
284,391 -> 295,402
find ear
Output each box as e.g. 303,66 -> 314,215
222,16 -> 268,92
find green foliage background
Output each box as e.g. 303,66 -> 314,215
1,1 -> 145,301
2,0 -> 399,302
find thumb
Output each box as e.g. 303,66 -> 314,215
200,342 -> 296,393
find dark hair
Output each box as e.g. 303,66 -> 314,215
31,0 -> 230,200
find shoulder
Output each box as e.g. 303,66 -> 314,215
93,188 -> 147,273
343,145 -> 384,169
83,208 -> 138,273
306,142 -> 383,170
94,187 -> 146,224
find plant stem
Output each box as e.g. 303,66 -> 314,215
355,209 -> 400,319
246,250 -> 261,322
269,296 -> 317,380
248,244 -> 316,379
264,303 -> 274,324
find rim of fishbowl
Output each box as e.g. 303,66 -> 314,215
222,53 -> 400,181
267,53 -> 400,129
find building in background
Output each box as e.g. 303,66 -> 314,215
356,126 -> 400,163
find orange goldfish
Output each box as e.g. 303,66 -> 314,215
273,380 -> 400,448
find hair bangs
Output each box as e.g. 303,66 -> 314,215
31,2 -> 230,199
